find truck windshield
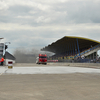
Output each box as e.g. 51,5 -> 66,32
39,56 -> 47,58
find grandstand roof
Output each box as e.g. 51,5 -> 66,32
41,36 -> 100,54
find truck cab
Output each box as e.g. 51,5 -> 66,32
36,54 -> 47,64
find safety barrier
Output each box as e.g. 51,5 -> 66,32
8,61 -> 13,69
48,60 -> 58,62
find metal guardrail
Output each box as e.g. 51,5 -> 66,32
75,44 -> 100,58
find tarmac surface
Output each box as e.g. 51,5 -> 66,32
0,64 -> 100,100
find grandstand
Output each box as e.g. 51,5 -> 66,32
41,36 -> 100,62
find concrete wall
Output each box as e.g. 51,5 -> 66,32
48,62 -> 100,68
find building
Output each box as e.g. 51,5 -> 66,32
0,38 -> 16,65
41,36 -> 100,62
4,51 -> 16,65
0,43 -> 4,57
0,38 -> 4,57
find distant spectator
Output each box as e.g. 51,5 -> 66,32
0,57 -> 4,66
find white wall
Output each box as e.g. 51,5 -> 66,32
5,59 -> 15,66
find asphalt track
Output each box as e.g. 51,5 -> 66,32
0,64 -> 100,100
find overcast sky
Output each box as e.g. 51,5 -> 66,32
0,0 -> 100,54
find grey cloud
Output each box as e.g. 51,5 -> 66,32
50,0 -> 100,24
1,0 -> 100,25
0,0 -> 100,54
68,1 -> 100,23
8,5 -> 32,14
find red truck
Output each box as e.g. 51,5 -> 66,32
36,54 -> 47,64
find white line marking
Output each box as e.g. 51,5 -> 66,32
0,69 -> 8,76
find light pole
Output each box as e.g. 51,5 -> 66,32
4,42 -> 11,65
